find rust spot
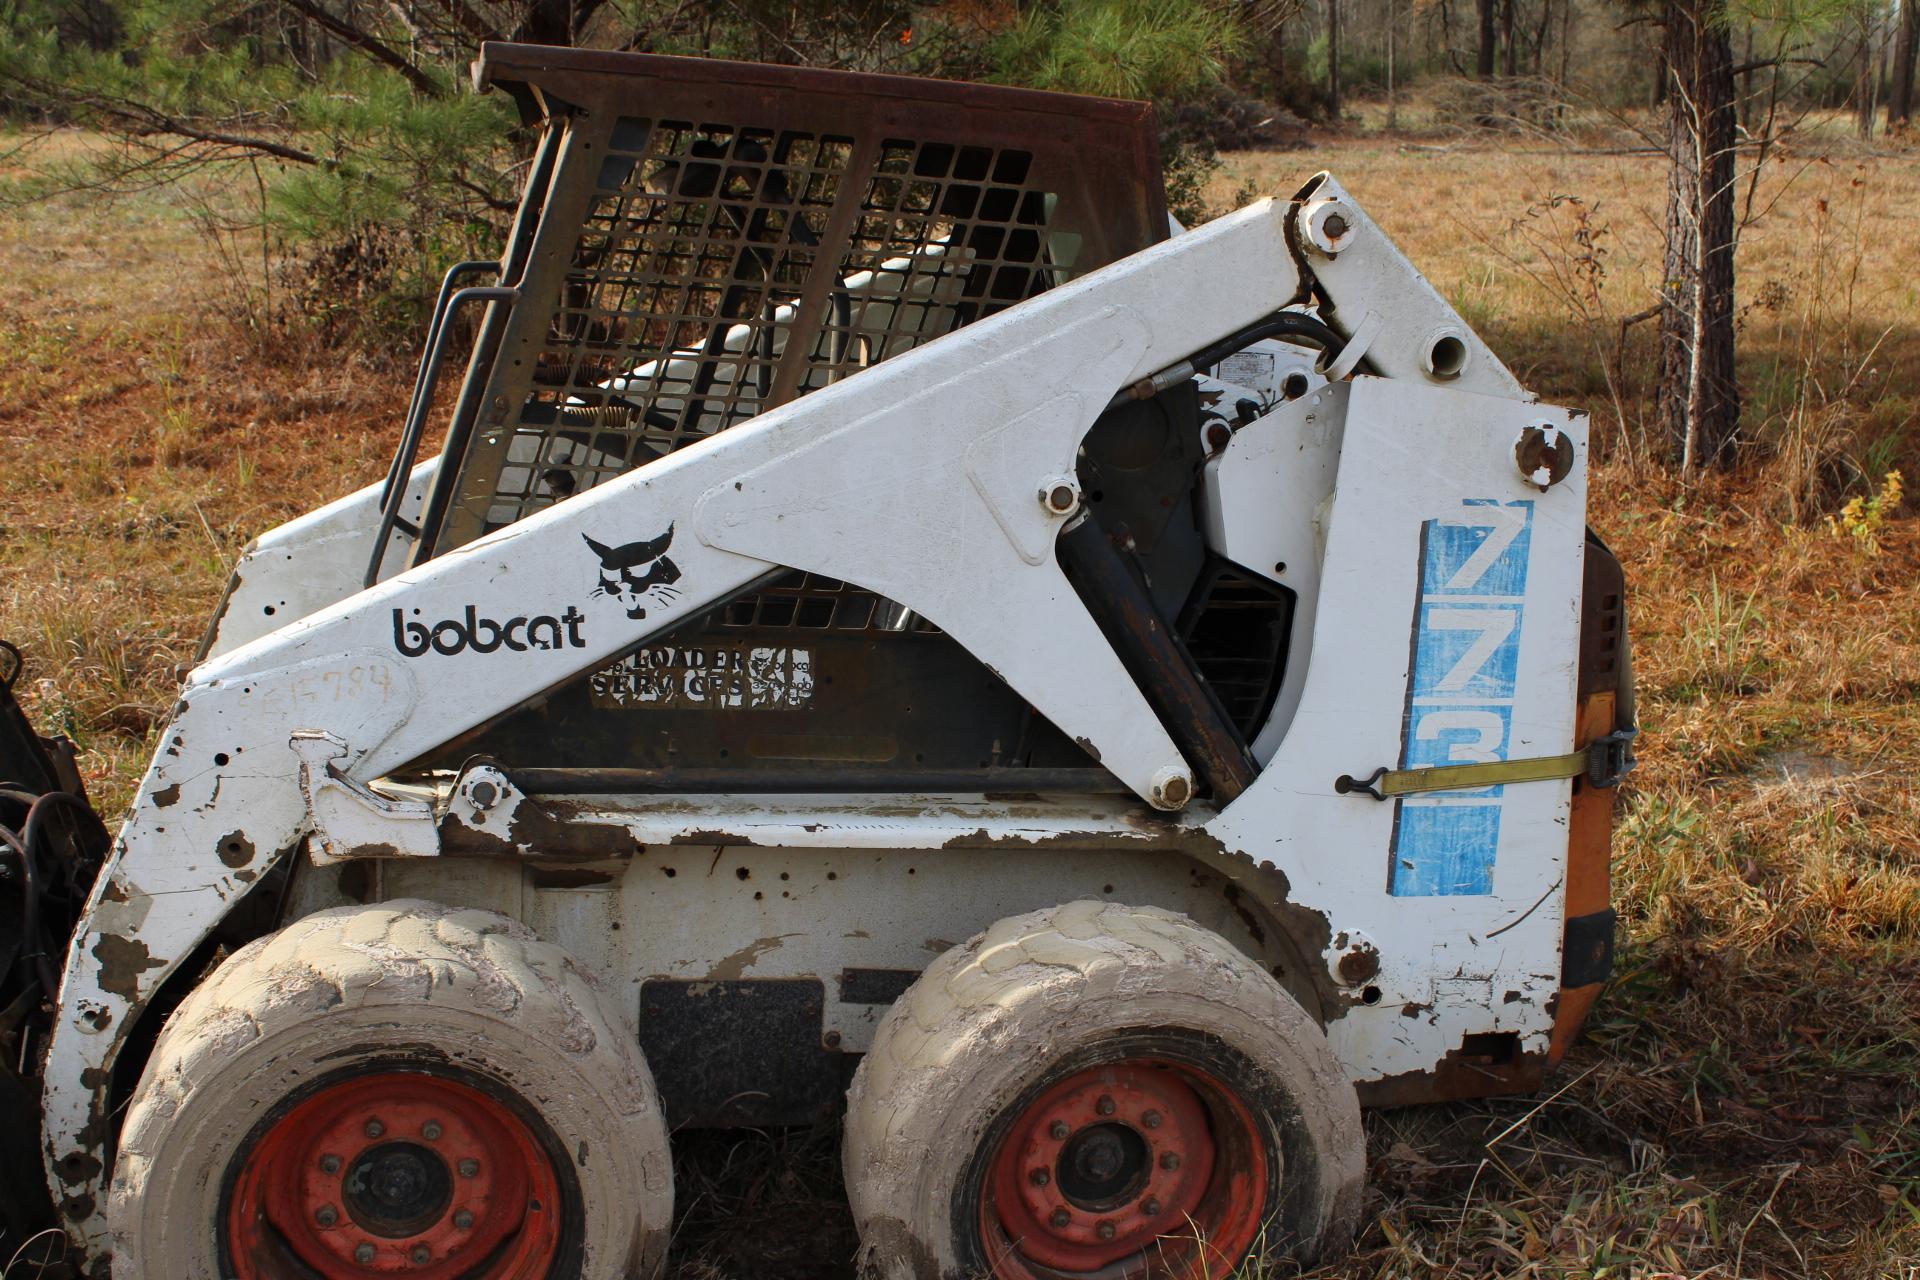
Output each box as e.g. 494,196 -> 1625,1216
55,1148 -> 103,1188
707,934 -> 802,980
438,797 -> 643,861
152,783 -> 181,808
91,933 -> 164,1001
1337,942 -> 1381,985
1356,1039 -> 1544,1108
217,830 -> 255,868
667,829 -> 760,847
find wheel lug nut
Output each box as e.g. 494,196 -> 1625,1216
459,1158 -> 481,1178
1142,1110 -> 1162,1129
363,1118 -> 385,1139
315,1205 -> 337,1227
354,1243 -> 376,1264
454,1209 -> 475,1229
320,1154 -> 342,1174
410,1244 -> 432,1264
1096,1220 -> 1116,1241
1142,1197 -> 1161,1216
421,1121 -> 443,1141
1029,1168 -> 1050,1187
1049,1121 -> 1070,1140
1096,1095 -> 1116,1116
1160,1152 -> 1181,1170
1049,1207 -> 1071,1229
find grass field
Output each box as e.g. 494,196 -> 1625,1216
2,122 -> 1918,1278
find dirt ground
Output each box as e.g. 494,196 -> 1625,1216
2,122 -> 1917,1278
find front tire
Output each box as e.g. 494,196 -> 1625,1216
843,900 -> 1364,1279
108,899 -> 671,1280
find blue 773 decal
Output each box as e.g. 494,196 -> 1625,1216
1387,499 -> 1535,897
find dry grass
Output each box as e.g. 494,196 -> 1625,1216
2,123 -> 1917,1279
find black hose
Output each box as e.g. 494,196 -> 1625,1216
1112,310 -> 1350,409
8,792 -> 107,1001
0,819 -> 50,999
1187,310 -> 1346,374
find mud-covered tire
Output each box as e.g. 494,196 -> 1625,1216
843,900 -> 1364,1279
107,899 -> 671,1280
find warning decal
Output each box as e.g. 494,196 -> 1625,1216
589,645 -> 815,711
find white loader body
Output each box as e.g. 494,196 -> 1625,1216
38,47 -> 1628,1280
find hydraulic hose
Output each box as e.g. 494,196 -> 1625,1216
0,818 -> 49,999
3,790 -> 107,1000
1110,310 -> 1348,408
1187,311 -> 1346,374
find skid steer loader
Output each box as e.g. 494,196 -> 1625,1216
8,42 -> 1635,1280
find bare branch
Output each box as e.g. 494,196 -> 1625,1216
450,171 -> 517,212
425,0 -> 500,46
0,69 -> 324,167
278,0 -> 446,97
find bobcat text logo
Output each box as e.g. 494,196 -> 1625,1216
586,525 -> 682,620
391,605 -> 586,657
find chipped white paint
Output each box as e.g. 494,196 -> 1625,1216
203,458 -> 438,658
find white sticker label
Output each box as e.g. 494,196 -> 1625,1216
589,646 -> 815,710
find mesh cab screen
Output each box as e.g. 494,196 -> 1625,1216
429,45 -> 1165,554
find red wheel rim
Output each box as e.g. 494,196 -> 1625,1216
226,1072 -> 563,1279
980,1059 -> 1270,1279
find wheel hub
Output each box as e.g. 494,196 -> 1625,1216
979,1054 -> 1275,1278
985,1061 -> 1219,1272
344,1142 -> 453,1237
1056,1123 -> 1149,1211
225,1071 -> 561,1279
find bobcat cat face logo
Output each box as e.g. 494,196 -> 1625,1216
585,526 -> 682,620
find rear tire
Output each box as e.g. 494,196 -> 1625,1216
843,900 -> 1363,1279
108,899 -> 671,1280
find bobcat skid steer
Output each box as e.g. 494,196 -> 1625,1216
24,42 -> 1636,1280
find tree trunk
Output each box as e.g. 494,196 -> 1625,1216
1857,10 -> 1880,138
1501,0 -> 1518,74
1657,0 -> 1740,472
1328,0 -> 1343,118
1893,0 -> 1918,129
1387,0 -> 1399,129
1737,22 -> 1755,130
1477,0 -> 1497,75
